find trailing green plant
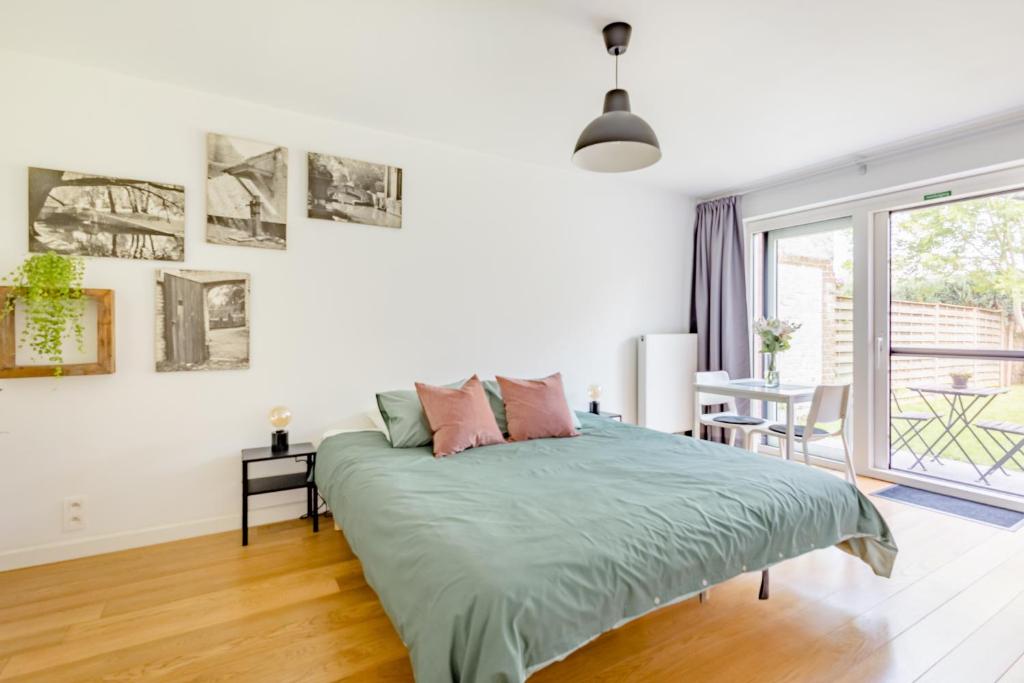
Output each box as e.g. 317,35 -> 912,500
1,253 -> 86,376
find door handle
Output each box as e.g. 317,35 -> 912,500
876,336 -> 884,370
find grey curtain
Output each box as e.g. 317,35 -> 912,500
690,195 -> 751,443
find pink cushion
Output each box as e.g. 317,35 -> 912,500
415,375 -> 506,457
496,373 -> 580,442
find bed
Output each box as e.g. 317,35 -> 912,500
315,412 -> 896,683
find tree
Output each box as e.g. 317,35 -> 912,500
891,194 -> 1024,345
28,169 -> 183,223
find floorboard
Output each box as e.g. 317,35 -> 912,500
0,476 -> 1021,682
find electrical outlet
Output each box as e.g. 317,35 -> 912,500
63,496 -> 86,531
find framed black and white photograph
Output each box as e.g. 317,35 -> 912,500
307,152 -> 402,228
155,270 -> 250,372
206,133 -> 288,250
28,167 -> 185,261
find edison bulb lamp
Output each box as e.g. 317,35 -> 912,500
269,405 -> 292,452
587,385 -> 602,415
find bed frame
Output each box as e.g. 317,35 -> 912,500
699,569 -> 769,603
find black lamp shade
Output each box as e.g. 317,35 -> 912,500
573,89 -> 661,173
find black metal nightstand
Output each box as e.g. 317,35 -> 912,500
241,442 -> 318,546
590,410 -> 623,421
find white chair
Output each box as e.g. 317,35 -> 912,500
695,370 -> 767,450
751,384 -> 856,486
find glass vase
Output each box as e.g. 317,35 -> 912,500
765,353 -> 780,388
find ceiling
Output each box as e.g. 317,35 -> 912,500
3,0 -> 1023,197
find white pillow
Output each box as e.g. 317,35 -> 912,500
318,410 -> 389,447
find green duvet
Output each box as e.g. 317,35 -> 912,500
315,413 -> 896,683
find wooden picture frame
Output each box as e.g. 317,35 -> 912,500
0,287 -> 115,378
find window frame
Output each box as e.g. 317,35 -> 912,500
746,163 -> 1024,512
760,217 -> 854,461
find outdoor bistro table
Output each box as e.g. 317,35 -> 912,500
692,378 -> 816,458
908,384 -> 1011,485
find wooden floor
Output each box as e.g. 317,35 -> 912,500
2,476 -> 1024,682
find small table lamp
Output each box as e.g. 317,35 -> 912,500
269,405 -> 292,452
588,385 -> 602,415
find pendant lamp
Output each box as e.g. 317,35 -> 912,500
572,22 -> 661,173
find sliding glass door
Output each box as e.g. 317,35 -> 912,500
749,166 -> 1024,507
762,217 -> 854,460
885,190 -> 1024,496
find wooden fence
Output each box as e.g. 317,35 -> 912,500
831,296 -> 1013,388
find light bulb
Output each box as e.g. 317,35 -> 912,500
588,385 -> 602,401
268,405 -> 292,429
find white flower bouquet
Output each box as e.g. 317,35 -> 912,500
753,317 -> 801,354
754,317 -> 801,386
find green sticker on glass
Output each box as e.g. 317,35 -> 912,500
923,190 -> 952,201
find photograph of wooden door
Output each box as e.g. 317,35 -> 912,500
156,269 -> 250,373
163,272 -> 208,366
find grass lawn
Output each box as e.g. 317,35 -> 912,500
891,384 -> 1024,473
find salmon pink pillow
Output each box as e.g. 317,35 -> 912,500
415,375 -> 506,457
496,373 -> 580,442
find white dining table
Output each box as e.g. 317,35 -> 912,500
692,378 -> 817,459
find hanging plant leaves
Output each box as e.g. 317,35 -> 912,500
1,253 -> 86,376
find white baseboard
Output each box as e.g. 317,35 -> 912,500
0,501 -> 307,572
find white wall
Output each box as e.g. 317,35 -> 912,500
0,52 -> 694,569
742,118 -> 1024,218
